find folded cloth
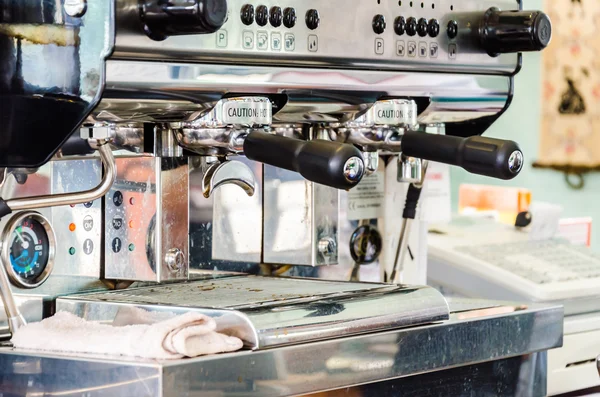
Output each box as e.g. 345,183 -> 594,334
11,310 -> 243,359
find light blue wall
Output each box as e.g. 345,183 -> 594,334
450,0 -> 600,250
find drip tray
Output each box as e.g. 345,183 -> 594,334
57,275 -> 450,350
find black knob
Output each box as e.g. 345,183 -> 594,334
283,7 -> 296,28
240,4 -> 254,26
244,132 -> 365,190
255,5 -> 268,26
140,0 -> 228,40
479,7 -> 552,57
417,17 -> 428,37
405,17 -> 417,36
306,9 -> 320,30
401,132 -> 524,180
428,18 -> 440,37
394,16 -> 406,35
372,14 -> 386,34
447,20 -> 458,39
270,6 -> 282,27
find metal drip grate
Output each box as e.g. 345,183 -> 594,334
74,276 -> 377,309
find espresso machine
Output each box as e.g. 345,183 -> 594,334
0,0 -> 562,395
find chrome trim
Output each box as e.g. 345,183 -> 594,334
6,145 -> 116,212
97,61 -> 511,128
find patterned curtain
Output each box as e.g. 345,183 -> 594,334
534,0 -> 600,188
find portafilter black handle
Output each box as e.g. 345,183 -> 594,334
401,132 -> 523,180
244,131 -> 365,190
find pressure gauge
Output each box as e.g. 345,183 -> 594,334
1,212 -> 55,288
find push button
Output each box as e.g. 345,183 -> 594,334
112,237 -> 122,253
394,16 -> 406,35
83,239 -> 94,255
305,9 -> 320,30
417,18 -> 428,37
112,217 -> 123,230
255,5 -> 268,27
83,216 -> 93,231
241,4 -> 254,26
447,20 -> 458,39
372,14 -> 386,34
112,191 -> 123,207
428,19 -> 440,37
283,7 -> 296,28
270,6 -> 282,27
406,17 -> 417,36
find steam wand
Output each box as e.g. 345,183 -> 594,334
389,161 -> 428,284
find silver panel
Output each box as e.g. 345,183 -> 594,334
104,157 -> 189,282
113,0 -> 520,75
0,160 -> 104,298
97,61 -> 511,124
208,158 -> 263,264
263,167 -> 339,266
0,300 -> 562,396
51,160 -> 102,278
56,275 -> 450,349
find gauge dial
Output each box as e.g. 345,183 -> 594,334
2,212 -> 55,288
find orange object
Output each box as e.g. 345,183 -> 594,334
458,184 -> 531,225
128,220 -> 135,229
68,223 -> 76,232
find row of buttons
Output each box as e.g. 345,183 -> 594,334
241,5 -> 320,30
372,14 -> 439,38
68,199 -> 96,256
110,190 -> 135,254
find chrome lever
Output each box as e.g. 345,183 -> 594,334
201,160 -> 256,198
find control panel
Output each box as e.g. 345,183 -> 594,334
104,157 -> 159,281
104,156 -> 189,283
52,160 -> 102,279
0,159 -> 102,292
115,0 -> 551,75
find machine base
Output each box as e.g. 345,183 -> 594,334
0,298 -> 562,396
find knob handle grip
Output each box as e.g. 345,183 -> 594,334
141,0 -> 228,40
480,7 -> 552,56
401,132 -> 523,180
244,131 -> 365,190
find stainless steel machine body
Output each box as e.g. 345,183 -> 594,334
0,0 -> 560,395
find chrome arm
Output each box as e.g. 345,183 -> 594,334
389,162 -> 428,284
6,144 -> 116,212
0,263 -> 25,333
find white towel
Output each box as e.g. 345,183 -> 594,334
10,309 -> 244,359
